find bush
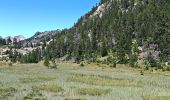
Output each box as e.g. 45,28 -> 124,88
166,67 -> 170,71
44,57 -> 50,67
8,62 -> 13,66
49,60 -> 58,69
50,65 -> 57,69
110,63 -> 116,68
129,60 -> 135,67
129,55 -> 138,67
144,60 -> 151,68
80,63 -> 84,67
49,64 -> 58,69
140,70 -> 144,75
144,66 -> 149,70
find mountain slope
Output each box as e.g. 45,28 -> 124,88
45,0 -> 170,65
18,0 -> 170,69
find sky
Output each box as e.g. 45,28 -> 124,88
0,0 -> 99,38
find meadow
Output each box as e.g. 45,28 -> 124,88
0,63 -> 170,100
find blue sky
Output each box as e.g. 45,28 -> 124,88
0,0 -> 99,38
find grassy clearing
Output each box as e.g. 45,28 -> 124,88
0,87 -> 17,99
32,83 -> 64,93
21,75 -> 57,83
0,63 -> 170,100
77,88 -> 111,96
67,74 -> 139,87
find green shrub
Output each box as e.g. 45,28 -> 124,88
129,55 -> 138,67
44,57 -> 50,67
110,63 -> 116,68
166,67 -> 170,71
80,63 -> 84,67
140,71 -> 144,75
144,60 -> 151,68
49,60 -> 57,69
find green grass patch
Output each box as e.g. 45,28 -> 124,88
0,87 -> 17,98
32,84 -> 64,93
24,89 -> 44,100
21,75 -> 56,83
77,88 -> 110,96
68,74 -> 137,86
144,96 -> 170,100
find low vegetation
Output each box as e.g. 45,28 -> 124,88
32,84 -> 64,93
0,63 -> 170,99
64,98 -> 86,100
0,61 -> 13,67
67,74 -> 138,87
21,76 -> 56,83
0,87 -> 17,99
143,96 -> 170,100
77,88 -> 111,96
23,90 -> 44,100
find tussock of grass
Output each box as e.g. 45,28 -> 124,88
64,98 -> 86,100
78,88 -> 110,96
24,90 -> 44,100
24,87 -> 45,100
21,76 -> 56,83
68,74 -> 135,86
32,84 -> 64,93
0,87 -> 17,98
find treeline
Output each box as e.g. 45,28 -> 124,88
0,37 -> 6,45
2,48 -> 42,64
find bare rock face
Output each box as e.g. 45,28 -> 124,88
89,0 -> 112,19
142,44 -> 161,60
90,4 -> 106,18
144,51 -> 161,60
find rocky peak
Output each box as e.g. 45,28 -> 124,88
14,35 -> 25,42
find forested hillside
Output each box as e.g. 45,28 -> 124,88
42,0 -> 170,69
4,0 -> 170,70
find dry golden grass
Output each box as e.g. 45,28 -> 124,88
77,88 -> 111,96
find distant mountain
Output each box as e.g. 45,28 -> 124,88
21,30 -> 61,47
0,29 -> 61,47
1,35 -> 25,44
14,35 -> 25,42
